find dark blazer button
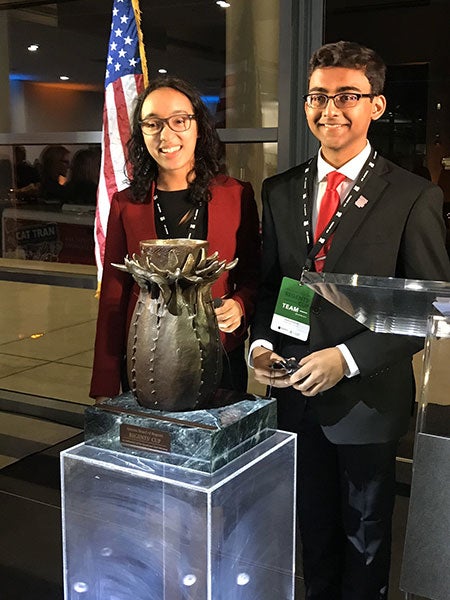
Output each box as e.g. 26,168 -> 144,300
312,307 -> 320,314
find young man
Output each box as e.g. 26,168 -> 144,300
250,41 -> 450,600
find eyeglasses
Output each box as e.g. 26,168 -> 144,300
139,113 -> 196,136
303,92 -> 375,109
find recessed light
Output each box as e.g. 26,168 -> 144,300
60,75 -> 70,81
216,1 -> 231,7
158,68 -> 167,74
28,44 -> 39,52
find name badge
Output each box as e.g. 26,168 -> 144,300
271,277 -> 314,340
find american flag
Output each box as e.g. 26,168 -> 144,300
95,0 -> 148,280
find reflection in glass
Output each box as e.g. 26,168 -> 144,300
417,316 -> 450,437
223,0 -> 279,129
1,143 -> 100,265
2,1 -> 279,133
301,271 -> 450,337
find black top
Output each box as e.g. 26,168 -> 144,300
154,188 -> 207,239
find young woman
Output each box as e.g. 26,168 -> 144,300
90,77 -> 260,401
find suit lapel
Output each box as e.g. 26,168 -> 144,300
324,157 -> 390,271
207,187 -> 228,254
128,188 -> 157,249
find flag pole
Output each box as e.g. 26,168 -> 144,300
131,0 -> 149,88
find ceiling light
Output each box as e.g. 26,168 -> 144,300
216,1 -> 231,7
158,68 -> 167,74
28,44 -> 39,52
60,75 -> 70,81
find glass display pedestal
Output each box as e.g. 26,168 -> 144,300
399,315 -> 450,600
61,430 -> 296,600
302,272 -> 450,600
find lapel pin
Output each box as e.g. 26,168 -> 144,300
355,195 -> 368,208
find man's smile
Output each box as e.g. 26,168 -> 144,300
317,122 -> 349,128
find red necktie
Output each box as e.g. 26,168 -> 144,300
314,171 -> 346,272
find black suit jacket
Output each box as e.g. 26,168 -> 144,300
251,154 -> 450,444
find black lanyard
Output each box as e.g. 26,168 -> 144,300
302,149 -> 379,272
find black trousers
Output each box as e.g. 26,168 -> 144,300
279,397 -> 398,600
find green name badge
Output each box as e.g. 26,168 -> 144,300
270,277 -> 314,340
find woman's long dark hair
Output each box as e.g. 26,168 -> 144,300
127,76 -> 223,204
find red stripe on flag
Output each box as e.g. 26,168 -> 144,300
111,78 -> 133,168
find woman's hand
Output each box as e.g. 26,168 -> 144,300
214,298 -> 243,333
94,396 -> 109,405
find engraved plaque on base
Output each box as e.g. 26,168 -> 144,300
85,390 -> 277,473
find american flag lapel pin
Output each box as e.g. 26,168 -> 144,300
355,195 -> 369,208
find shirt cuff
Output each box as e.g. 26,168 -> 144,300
248,339 -> 274,368
337,343 -> 360,377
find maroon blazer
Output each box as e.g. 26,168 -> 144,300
90,174 -> 261,398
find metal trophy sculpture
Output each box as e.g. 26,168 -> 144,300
114,239 -> 237,411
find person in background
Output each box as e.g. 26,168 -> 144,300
90,76 -> 260,401
13,145 -> 40,190
38,145 -> 70,203
0,156 -> 13,198
250,41 -> 450,600
64,147 -> 101,205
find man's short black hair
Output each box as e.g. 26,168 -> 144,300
308,41 -> 386,95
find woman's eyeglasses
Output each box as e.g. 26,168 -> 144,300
139,114 -> 196,136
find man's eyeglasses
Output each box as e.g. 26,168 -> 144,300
139,114 -> 196,136
303,92 -> 375,110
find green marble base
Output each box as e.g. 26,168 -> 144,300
84,390 -> 277,473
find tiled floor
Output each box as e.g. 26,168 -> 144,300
0,281 -> 97,405
0,433 -> 84,600
0,411 -> 80,468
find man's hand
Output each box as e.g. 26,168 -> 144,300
290,347 -> 347,396
252,346 -> 293,387
252,346 -> 347,395
214,298 -> 243,333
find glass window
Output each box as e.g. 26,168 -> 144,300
225,142 -> 278,209
325,1 -> 450,189
2,0 -> 279,132
1,143 -> 99,264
